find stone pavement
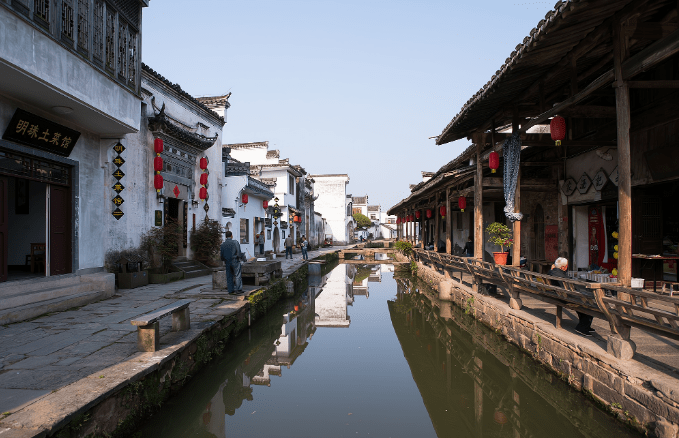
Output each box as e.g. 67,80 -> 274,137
0,244 -> 347,423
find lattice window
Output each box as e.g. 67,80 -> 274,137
62,0 -> 74,40
92,0 -> 104,60
117,19 -> 127,79
105,7 -> 115,70
77,0 -> 89,51
34,0 -> 50,25
127,29 -> 136,85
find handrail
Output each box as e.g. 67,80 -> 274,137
412,248 -> 679,346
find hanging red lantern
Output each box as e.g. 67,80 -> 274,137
294,215 -> 301,223
263,200 -> 269,209
242,193 -> 249,204
426,209 -> 432,219
199,187 -> 207,200
154,174 -> 163,192
550,116 -> 566,146
440,206 -> 447,218
489,151 -> 499,173
154,156 -> 163,172
200,173 -> 208,186
199,157 -> 208,170
458,196 -> 467,212
396,217 -> 400,224
415,211 -> 421,220
153,138 -> 163,154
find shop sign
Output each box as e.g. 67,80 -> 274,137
112,142 -> 125,220
577,173 -> 592,194
2,108 -> 80,157
593,168 -> 608,191
589,207 -> 604,267
561,178 -> 576,196
609,166 -> 619,186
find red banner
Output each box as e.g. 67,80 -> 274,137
589,207 -> 605,268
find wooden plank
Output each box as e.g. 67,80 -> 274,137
513,169 -> 521,267
626,80 -> 679,88
474,137 -> 484,260
446,187 -> 452,254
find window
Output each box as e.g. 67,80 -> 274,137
93,0 -> 104,60
61,0 -> 75,41
117,19 -> 128,79
289,175 -> 294,195
240,218 -> 249,244
77,0 -> 89,52
370,214 -> 376,220
127,28 -> 136,84
34,0 -> 50,27
105,7 -> 115,70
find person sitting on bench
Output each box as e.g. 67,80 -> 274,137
549,257 -> 595,337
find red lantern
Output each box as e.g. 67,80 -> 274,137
415,211 -> 421,220
154,174 -> 163,192
200,157 -> 208,170
154,156 -> 163,172
396,217 -> 400,224
489,151 -> 499,173
426,209 -> 432,219
550,116 -> 566,146
440,206 -> 447,218
199,173 -> 208,186
294,215 -> 301,223
153,138 -> 163,154
199,187 -> 207,200
242,193 -> 249,204
458,196 -> 467,212
263,200 -> 269,209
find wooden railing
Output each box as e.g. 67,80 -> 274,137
413,248 -> 679,358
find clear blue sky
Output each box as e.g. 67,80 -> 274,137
142,1 -> 554,211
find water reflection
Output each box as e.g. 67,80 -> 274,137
137,264 -> 639,438
390,274 -> 641,438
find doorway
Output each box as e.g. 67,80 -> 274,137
164,197 -> 187,257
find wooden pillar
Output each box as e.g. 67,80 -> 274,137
435,201 -> 440,250
474,137 -> 484,259
512,109 -> 521,267
614,23 -> 632,288
446,187 -> 452,254
512,170 -> 521,266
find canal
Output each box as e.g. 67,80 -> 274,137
136,262 -> 641,438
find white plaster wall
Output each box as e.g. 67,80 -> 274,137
222,175 -> 247,248
228,145 -> 269,165
573,205 -> 589,270
0,8 -> 139,131
564,149 -> 619,204
313,176 -> 349,244
102,75 -> 224,261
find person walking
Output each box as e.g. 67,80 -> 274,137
549,257 -> 594,336
301,235 -> 308,260
257,232 -> 265,256
220,231 -> 244,294
285,234 -> 293,259
463,237 -> 474,257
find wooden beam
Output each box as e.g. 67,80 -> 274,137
625,80 -> 679,88
560,105 -> 617,118
626,22 -> 679,40
521,140 -> 618,148
513,170 -> 521,267
474,135 -> 484,261
446,187 -> 452,254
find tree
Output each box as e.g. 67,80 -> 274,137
353,212 -> 372,229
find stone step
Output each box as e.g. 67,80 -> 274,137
183,269 -> 212,279
172,260 -> 211,279
0,289 -> 110,325
0,282 -> 97,311
0,274 -> 81,297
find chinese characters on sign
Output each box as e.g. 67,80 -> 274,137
561,177 -> 576,196
2,108 -> 80,157
577,173 -> 592,194
593,168 -> 608,191
112,142 -> 125,220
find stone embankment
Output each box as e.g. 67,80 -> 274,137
0,248 -> 341,438
395,252 -> 679,438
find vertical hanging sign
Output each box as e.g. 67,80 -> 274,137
112,142 -> 125,220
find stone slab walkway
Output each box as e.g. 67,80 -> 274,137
0,245 -> 347,437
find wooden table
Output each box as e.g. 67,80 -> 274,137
30,242 -> 45,273
632,254 -> 679,292
528,260 -> 553,274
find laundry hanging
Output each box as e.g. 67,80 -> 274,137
503,133 -> 523,222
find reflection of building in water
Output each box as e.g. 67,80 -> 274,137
380,263 -> 395,274
315,264 -> 354,327
368,265 -> 381,283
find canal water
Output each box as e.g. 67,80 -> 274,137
136,262 -> 641,438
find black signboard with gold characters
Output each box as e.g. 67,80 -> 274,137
112,142 -> 125,220
2,108 -> 80,157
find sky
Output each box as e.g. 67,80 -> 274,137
141,0 -> 555,211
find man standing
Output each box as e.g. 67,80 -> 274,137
301,235 -> 308,260
220,231 -> 243,294
257,232 -> 265,256
284,234 -> 294,259
549,257 -> 594,336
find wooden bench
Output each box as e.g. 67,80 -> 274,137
131,299 -> 192,352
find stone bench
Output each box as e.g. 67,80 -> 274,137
131,299 -> 191,352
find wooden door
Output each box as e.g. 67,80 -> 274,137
49,185 -> 71,275
0,177 -> 7,282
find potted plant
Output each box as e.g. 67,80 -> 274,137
140,218 -> 185,284
486,222 -> 513,265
